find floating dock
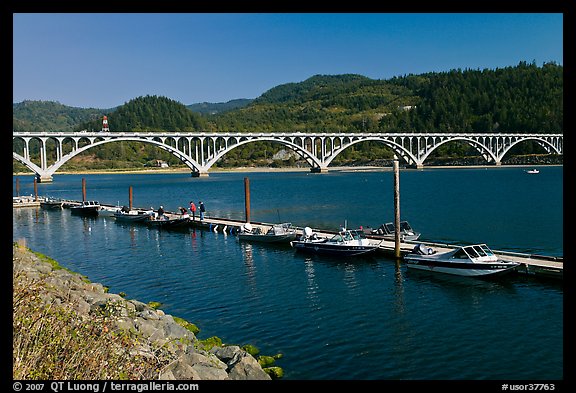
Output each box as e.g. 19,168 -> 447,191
14,197 -> 563,280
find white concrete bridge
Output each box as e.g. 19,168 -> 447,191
12,131 -> 563,182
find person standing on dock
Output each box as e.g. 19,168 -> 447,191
189,201 -> 197,221
199,201 -> 205,221
157,206 -> 165,219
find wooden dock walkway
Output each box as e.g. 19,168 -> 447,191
187,218 -> 563,279
14,197 -> 563,279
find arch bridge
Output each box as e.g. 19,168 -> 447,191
12,131 -> 563,182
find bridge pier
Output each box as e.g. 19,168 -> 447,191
36,174 -> 53,183
191,171 -> 209,178
310,167 -> 329,174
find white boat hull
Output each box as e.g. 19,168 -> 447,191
238,233 -> 297,243
404,258 -> 519,277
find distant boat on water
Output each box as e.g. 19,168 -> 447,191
525,169 -> 540,174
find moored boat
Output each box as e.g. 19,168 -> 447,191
290,227 -> 381,257
366,221 -> 421,241
70,200 -> 101,216
98,205 -> 121,217
40,197 -> 63,210
146,213 -> 190,229
114,207 -> 153,222
404,243 -> 520,277
238,222 -> 297,243
525,169 -> 540,174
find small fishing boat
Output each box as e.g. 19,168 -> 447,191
525,169 -> 540,174
238,222 -> 297,243
146,213 -> 190,229
40,197 -> 63,210
404,243 -> 520,277
366,221 -> 421,241
114,207 -> 153,222
98,205 -> 121,217
290,227 -> 381,257
70,200 -> 101,216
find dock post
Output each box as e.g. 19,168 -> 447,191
244,177 -> 251,223
129,186 -> 133,210
82,178 -> 87,202
15,177 -> 20,197
393,155 -> 401,259
33,177 -> 38,201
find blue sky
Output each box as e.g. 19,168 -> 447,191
13,13 -> 563,109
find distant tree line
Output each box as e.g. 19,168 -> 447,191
12,62 -> 562,171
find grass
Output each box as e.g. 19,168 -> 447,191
12,269 -> 173,380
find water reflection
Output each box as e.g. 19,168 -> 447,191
393,260 -> 405,315
240,243 -> 256,277
304,258 -> 320,311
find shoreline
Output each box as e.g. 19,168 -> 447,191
12,242 -> 277,380
12,163 -> 562,177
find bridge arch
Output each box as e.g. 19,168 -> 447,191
321,136 -> 418,167
497,136 -> 562,162
13,131 -> 563,182
203,136 -> 322,170
419,137 -> 498,165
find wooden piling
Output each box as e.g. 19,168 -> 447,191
33,178 -> 38,201
16,177 -> 20,197
393,155 -> 401,259
129,186 -> 133,210
82,178 -> 87,201
244,177 -> 251,223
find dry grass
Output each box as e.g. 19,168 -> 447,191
12,269 -> 172,380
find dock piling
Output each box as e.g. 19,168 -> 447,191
129,186 -> 133,211
33,177 -> 38,201
82,178 -> 87,202
244,177 -> 251,223
393,155 -> 401,259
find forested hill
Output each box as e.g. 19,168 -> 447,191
12,62 -> 562,134
207,62 -> 562,133
12,101 -> 107,132
77,95 -> 206,132
187,99 -> 253,115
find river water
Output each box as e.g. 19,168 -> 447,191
12,166 -> 563,380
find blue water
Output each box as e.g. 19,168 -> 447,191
12,167 -> 564,380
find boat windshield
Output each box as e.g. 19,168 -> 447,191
400,221 -> 413,232
472,245 -> 489,257
331,230 -> 365,242
463,246 -> 481,259
480,244 -> 494,256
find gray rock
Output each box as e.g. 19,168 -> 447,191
13,244 -> 273,380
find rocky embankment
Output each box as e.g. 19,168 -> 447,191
12,243 -> 275,380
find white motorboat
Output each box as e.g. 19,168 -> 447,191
146,213 -> 190,229
290,227 -> 381,257
40,197 -> 63,210
525,169 -> 540,174
404,243 -> 520,277
98,205 -> 121,217
70,200 -> 101,216
238,222 -> 297,243
367,221 -> 421,241
114,208 -> 153,222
